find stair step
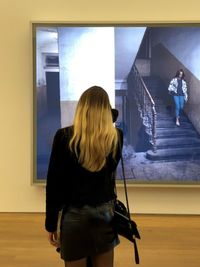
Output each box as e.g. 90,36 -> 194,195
156,109 -> 171,115
140,76 -> 200,162
156,128 -> 197,138
156,116 -> 173,121
157,115 -> 189,122
146,147 -> 200,160
157,115 -> 173,121
154,102 -> 167,106
156,137 -> 200,148
156,106 -> 171,111
156,121 -> 193,129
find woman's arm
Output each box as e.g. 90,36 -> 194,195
45,129 -> 64,233
183,80 -> 188,102
168,78 -> 177,94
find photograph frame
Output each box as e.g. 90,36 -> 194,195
32,21 -> 200,187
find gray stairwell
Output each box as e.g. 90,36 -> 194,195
143,76 -> 200,161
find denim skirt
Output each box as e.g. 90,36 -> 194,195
60,201 -> 120,261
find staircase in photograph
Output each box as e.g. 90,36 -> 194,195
143,76 -> 200,161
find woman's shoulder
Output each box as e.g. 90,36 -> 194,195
116,127 -> 123,142
54,126 -> 73,141
116,127 -> 123,136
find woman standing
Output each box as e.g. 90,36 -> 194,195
168,69 -> 188,126
45,86 -> 123,267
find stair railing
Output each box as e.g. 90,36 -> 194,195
128,65 -> 157,152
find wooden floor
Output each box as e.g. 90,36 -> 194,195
0,213 -> 200,267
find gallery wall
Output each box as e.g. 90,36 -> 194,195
1,0 -> 200,213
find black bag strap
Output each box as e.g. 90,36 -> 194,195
133,239 -> 140,264
119,143 -> 131,219
117,130 -> 131,218
117,130 -> 140,264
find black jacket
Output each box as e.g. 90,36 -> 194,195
45,126 -> 123,232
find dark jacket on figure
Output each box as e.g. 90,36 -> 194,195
45,126 -> 123,232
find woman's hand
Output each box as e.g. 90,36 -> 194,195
47,231 -> 59,247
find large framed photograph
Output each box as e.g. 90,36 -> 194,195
32,23 -> 200,185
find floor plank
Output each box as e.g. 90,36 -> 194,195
0,213 -> 200,267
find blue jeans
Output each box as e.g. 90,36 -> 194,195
173,96 -> 185,117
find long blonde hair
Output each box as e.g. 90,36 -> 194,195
69,86 -> 118,172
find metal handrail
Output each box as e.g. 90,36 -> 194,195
129,65 -> 157,152
140,77 -> 155,106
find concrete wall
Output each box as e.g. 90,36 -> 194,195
58,27 -> 115,126
151,27 -> 200,79
1,0 -> 200,214
115,27 -> 146,79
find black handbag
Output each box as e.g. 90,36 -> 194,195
113,140 -> 141,264
114,200 -> 141,264
114,200 -> 141,240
